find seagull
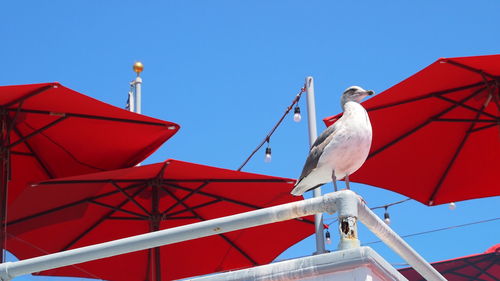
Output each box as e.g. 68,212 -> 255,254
291,86 -> 374,196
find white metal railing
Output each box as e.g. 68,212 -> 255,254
0,190 -> 446,281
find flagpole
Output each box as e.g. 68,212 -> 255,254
132,62 -> 143,114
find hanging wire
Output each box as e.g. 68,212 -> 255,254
237,85 -> 306,171
324,197 -> 412,225
371,198 -> 412,210
363,217 -> 500,245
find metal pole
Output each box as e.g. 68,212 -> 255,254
127,86 -> 135,113
357,201 -> 447,281
135,76 -> 142,115
0,114 -> 7,263
305,76 -> 326,255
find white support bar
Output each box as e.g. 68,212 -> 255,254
0,191 -> 446,281
357,202 -> 447,281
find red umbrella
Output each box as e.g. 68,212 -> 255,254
399,244 -> 499,280
0,82 -> 179,260
7,159 -> 314,281
324,54 -> 500,206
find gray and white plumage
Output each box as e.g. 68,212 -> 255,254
291,86 -> 374,196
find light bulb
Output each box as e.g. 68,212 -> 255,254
384,208 -> 391,225
264,147 -> 272,163
293,106 -> 301,122
448,202 -> 456,210
325,230 -> 332,244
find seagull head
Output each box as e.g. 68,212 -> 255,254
340,86 -> 374,108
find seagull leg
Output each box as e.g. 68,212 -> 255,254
345,174 -> 350,190
332,170 -> 338,192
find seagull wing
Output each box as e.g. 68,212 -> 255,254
298,121 -> 341,180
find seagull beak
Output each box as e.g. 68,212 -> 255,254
366,90 -> 375,96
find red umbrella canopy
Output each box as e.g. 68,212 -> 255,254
1,82 -> 179,204
324,55 -> 500,206
399,244 -> 499,280
7,159 -> 314,281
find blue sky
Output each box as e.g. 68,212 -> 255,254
2,1 -> 499,280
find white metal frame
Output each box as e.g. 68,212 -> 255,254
0,190 -> 445,281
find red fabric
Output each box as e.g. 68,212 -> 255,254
0,82 -> 179,204
7,159 -> 314,281
399,244 -> 500,280
323,55 -> 500,205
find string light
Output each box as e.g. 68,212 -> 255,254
237,85 -> 306,171
448,202 -> 456,210
384,206 -> 391,225
325,230 -> 332,244
293,106 -> 301,122
264,139 -> 272,163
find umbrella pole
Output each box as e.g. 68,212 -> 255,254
305,76 -> 327,255
151,183 -> 161,281
0,114 -> 8,263
148,219 -> 161,281
0,152 -> 6,263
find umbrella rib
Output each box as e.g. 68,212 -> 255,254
10,125 -> 54,178
368,86 -> 486,160
163,179 -> 292,183
164,182 -> 263,210
36,178 -> 148,185
161,182 -> 312,225
163,189 -> 259,266
431,118 -> 497,123
160,181 -> 210,217
20,121 -> 107,172
160,182 -> 312,224
216,233 -> 259,266
366,81 -> 488,112
9,151 -> 32,156
434,95 -> 498,120
88,199 -> 148,219
428,98 -> 489,204
470,123 -> 497,133
161,216 -> 198,220
443,59 -> 497,79
478,259 -> 500,281
7,116 -> 68,149
9,108 -> 173,128
155,162 -> 169,180
3,85 -> 54,108
110,181 -> 151,216
447,271 -> 490,281
437,255 -> 491,275
107,217 -> 149,220
60,187 -> 145,251
464,256 -> 499,281
163,199 -> 221,218
7,184 -> 141,226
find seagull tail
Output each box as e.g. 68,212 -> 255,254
291,180 -> 323,196
291,182 -> 307,196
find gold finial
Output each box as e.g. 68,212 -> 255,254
133,61 -> 144,76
